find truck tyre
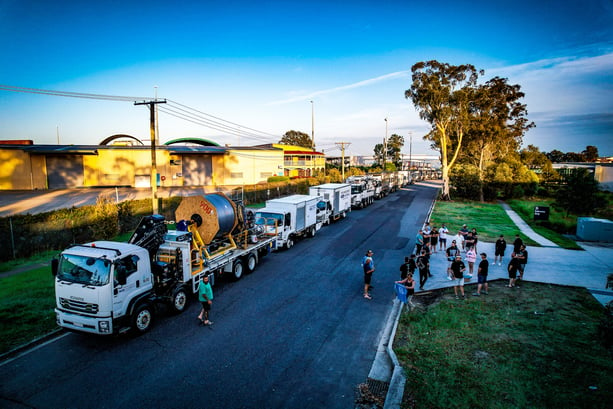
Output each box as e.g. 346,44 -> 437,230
309,226 -> 316,238
285,238 -> 294,250
170,287 -> 189,314
132,304 -> 153,335
245,253 -> 258,273
231,259 -> 244,281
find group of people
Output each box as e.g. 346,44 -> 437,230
384,223 -> 530,305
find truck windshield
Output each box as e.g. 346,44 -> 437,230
351,185 -> 363,194
255,212 -> 284,227
56,255 -> 111,286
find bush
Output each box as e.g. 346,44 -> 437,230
267,176 -> 290,183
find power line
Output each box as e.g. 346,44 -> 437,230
0,84 -> 283,143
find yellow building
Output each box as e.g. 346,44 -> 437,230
256,143 -> 325,178
0,138 -> 286,190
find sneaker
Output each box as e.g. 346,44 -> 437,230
462,294 -> 466,299
364,294 -> 372,300
483,291 -> 489,295
447,276 -> 453,281
472,292 -> 480,296
455,295 -> 459,299
498,263 -> 502,266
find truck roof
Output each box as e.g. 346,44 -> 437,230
62,241 -> 146,261
309,183 -> 350,189
266,194 -> 318,205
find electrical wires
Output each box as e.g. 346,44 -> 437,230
0,84 -> 283,143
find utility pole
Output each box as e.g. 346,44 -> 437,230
409,130 -> 413,173
335,142 -> 351,181
310,100 -> 315,150
383,118 -> 388,171
135,98 -> 167,214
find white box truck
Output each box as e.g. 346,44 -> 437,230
309,183 -> 351,224
255,194 -> 321,249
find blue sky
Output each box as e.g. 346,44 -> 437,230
1,0 -> 612,157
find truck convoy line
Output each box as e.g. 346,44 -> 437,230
52,176 -> 411,337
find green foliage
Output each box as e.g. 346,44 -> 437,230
0,266 -> 56,354
279,130 -> 313,149
89,196 -> 119,239
553,168 -> 602,215
267,176 -> 290,183
395,282 -> 613,409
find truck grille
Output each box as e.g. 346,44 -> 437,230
59,298 -> 99,314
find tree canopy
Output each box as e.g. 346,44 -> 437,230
279,130 -> 313,149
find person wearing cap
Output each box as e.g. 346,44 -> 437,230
362,250 -> 375,300
450,254 -> 466,299
458,224 -> 469,250
473,253 -> 489,296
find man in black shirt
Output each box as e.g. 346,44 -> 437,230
473,253 -> 489,296
450,255 -> 466,299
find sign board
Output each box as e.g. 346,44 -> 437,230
534,206 -> 550,221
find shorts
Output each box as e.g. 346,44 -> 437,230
201,301 -> 211,311
439,238 -> 447,245
452,277 -> 464,286
477,275 -> 487,284
495,249 -> 504,256
520,264 -> 526,273
508,268 -> 517,279
364,273 -> 372,285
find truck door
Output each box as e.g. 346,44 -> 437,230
113,255 -> 147,318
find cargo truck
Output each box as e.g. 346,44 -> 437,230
52,193 -> 276,335
254,194 -> 321,249
346,176 -> 375,208
308,183 -> 351,224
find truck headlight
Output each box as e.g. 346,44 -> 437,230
98,321 -> 110,333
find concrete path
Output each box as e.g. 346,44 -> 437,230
499,201 -> 558,247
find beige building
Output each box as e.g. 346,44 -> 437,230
0,139 -> 324,190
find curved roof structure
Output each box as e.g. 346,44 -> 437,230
164,137 -> 221,147
99,134 -> 144,146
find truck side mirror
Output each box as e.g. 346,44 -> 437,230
51,258 -> 58,277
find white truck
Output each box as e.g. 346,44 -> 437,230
308,183 -> 351,224
254,194 -> 321,249
52,193 -> 276,336
346,176 -> 375,209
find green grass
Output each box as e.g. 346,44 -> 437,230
429,200 -> 539,246
0,266 -> 57,355
507,199 -> 582,249
395,281 -> 613,409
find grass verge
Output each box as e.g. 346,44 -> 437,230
428,200 -> 539,247
0,266 -> 57,355
395,281 -> 613,409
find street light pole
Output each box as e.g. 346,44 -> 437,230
310,100 -> 315,150
383,118 -> 388,171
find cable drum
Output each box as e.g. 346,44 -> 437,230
175,193 -> 240,245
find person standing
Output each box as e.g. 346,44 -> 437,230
438,224 -> 449,251
396,273 -> 416,308
363,250 -> 375,299
445,239 -> 460,280
415,230 -> 424,255
399,256 -> 410,280
458,224 -> 469,250
430,226 -> 439,253
471,228 -> 479,252
473,253 -> 489,296
507,252 -> 521,288
465,247 -> 477,278
450,255 -> 466,299
513,234 -> 523,254
416,249 -> 429,290
494,235 -> 507,266
198,275 -> 214,326
464,231 -> 475,252
517,244 -> 528,280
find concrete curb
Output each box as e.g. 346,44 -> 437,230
382,191 -> 439,408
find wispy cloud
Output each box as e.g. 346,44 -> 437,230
267,70 -> 411,105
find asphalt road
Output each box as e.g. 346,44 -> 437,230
0,183 -> 439,409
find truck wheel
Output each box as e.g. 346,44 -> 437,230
309,227 -> 316,238
132,304 -> 153,335
245,253 -> 257,273
170,287 -> 189,314
231,260 -> 244,281
285,238 -> 294,250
